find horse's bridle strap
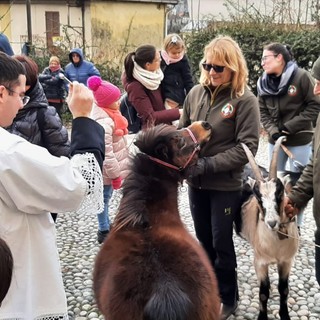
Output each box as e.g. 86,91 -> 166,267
148,127 -> 200,171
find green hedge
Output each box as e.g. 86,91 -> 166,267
184,22 -> 320,94
30,22 -> 320,100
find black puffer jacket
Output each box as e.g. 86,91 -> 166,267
6,81 -> 70,157
160,53 -> 194,105
39,68 -> 66,101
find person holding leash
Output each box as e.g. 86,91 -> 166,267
285,55 -> 320,287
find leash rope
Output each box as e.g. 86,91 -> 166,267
277,230 -> 320,248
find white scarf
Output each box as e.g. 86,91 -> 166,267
132,57 -> 164,90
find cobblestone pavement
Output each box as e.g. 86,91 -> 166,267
56,135 -> 320,320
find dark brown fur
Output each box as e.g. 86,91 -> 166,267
93,122 -> 220,320
0,237 -> 13,304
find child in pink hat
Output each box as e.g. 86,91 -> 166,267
88,76 -> 130,243
88,76 -> 128,136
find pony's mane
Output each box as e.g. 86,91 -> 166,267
134,124 -> 177,156
113,125 -> 184,231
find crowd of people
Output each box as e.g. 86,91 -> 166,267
1,31 -> 320,320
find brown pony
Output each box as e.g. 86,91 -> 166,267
93,122 -> 220,320
0,237 -> 13,305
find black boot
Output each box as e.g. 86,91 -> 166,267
315,229 -> 320,285
220,302 -> 238,320
97,230 -> 109,244
215,268 -> 238,320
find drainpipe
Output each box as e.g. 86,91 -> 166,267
81,0 -> 85,55
26,0 -> 32,54
76,0 -> 85,55
165,4 -> 176,36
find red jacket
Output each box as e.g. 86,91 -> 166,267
123,77 -> 180,129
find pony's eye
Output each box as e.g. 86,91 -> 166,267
177,137 -> 186,149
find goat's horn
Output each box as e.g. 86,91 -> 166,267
241,143 -> 263,181
269,136 -> 287,180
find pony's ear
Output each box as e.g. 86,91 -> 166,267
134,136 -> 149,153
154,143 -> 170,160
134,139 -> 142,151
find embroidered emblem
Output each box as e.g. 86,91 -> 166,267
288,85 -> 297,96
221,103 -> 235,118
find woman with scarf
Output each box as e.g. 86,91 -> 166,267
257,43 -> 320,231
122,44 -> 180,129
39,56 -> 66,118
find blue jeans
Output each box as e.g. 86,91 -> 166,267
97,185 -> 113,232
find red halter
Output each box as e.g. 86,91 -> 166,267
148,127 -> 200,171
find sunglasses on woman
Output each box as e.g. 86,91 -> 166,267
202,63 -> 225,73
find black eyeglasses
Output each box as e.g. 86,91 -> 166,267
202,63 -> 225,73
261,54 -> 278,62
3,86 -> 30,106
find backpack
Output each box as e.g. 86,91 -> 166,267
120,93 -> 141,134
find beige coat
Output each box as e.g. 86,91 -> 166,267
91,104 -> 130,185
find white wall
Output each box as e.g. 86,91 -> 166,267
8,4 -> 82,55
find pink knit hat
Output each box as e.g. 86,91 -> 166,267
87,76 -> 121,109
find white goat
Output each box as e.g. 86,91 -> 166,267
239,136 -> 299,320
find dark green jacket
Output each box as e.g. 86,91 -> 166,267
179,83 -> 260,191
259,68 -> 320,146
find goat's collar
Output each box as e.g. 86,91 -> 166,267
258,209 -> 296,240
147,127 -> 200,171
278,217 -> 296,240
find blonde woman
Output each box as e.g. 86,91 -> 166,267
179,35 -> 260,320
39,56 -> 66,118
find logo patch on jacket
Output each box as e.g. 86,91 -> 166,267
288,85 -> 297,96
221,103 -> 235,118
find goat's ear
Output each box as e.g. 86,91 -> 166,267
282,174 -> 293,194
247,176 -> 256,189
275,178 -> 285,201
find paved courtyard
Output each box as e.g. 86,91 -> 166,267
56,134 -> 320,320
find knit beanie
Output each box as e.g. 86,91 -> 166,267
311,57 -> 320,80
87,76 -> 121,109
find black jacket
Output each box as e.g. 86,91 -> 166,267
39,68 -> 66,101
6,81 -> 70,157
160,53 -> 194,105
